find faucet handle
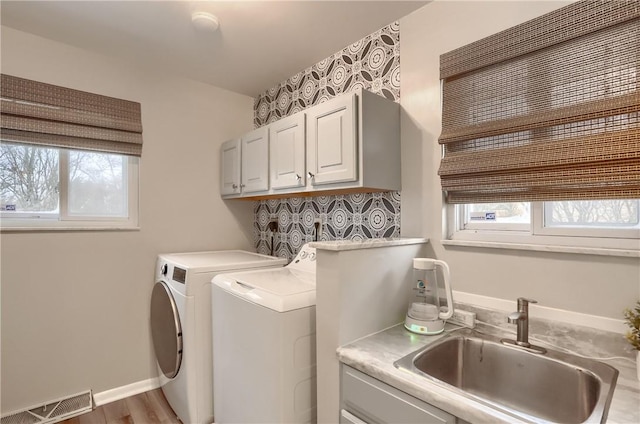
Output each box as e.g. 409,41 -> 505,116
517,297 -> 537,309
518,297 -> 538,304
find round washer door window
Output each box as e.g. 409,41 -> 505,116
150,281 -> 183,379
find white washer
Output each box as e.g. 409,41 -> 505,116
212,244 -> 317,423
150,250 -> 286,424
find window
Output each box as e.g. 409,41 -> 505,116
449,200 -> 640,253
439,1 -> 639,255
543,200 -> 639,232
0,74 -> 142,230
1,143 -> 138,228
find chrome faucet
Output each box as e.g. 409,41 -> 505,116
501,297 -> 546,354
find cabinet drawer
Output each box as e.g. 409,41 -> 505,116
341,409 -> 368,424
341,365 -> 455,424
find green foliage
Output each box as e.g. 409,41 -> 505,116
623,301 -> 640,350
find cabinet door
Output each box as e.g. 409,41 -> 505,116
220,138 -> 241,196
269,113 -> 306,190
341,366 -> 456,424
307,93 -> 357,186
241,127 -> 269,193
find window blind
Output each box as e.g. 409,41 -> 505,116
0,74 -> 143,156
438,0 -> 639,204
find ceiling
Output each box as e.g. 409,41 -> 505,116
0,1 -> 428,97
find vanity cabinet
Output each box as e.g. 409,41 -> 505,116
340,365 -> 459,424
220,88 -> 400,199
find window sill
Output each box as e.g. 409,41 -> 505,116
442,239 -> 639,258
1,226 -> 140,233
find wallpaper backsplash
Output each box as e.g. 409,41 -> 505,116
253,22 -> 401,261
255,192 -> 401,258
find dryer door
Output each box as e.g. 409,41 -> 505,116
150,281 -> 183,379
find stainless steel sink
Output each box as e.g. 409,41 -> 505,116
394,330 -> 618,423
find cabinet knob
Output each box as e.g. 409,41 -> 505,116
308,172 -> 315,179
296,174 -> 302,181
232,183 -> 238,189
240,183 -> 245,188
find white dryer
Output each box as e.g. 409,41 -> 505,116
212,244 -> 317,423
150,250 -> 286,424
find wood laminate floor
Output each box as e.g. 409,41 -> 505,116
60,389 -> 181,424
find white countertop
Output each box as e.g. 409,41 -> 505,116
337,323 -> 640,423
310,237 -> 428,251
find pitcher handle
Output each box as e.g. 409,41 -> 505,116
433,259 -> 454,320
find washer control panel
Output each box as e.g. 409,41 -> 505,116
156,259 -> 188,296
172,267 -> 187,284
288,243 -> 317,273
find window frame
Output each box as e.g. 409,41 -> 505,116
1,145 -> 139,231
446,201 -> 640,256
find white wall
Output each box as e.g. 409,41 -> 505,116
315,242 -> 428,423
399,1 -> 639,321
0,27 -> 255,413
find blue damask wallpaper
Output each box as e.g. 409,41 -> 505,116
253,22 -> 401,261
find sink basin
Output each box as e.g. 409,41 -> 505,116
394,330 -> 618,423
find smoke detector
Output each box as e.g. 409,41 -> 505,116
191,12 -> 219,32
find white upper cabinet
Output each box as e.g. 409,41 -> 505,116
220,138 -> 241,196
240,127 -> 269,193
269,113 -> 306,190
306,94 -> 357,186
220,88 -> 400,199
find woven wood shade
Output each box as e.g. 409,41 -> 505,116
438,0 -> 640,204
0,74 -> 143,156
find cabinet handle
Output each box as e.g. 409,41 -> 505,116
295,174 -> 302,181
308,172 -> 315,179
240,183 -> 245,188
232,183 -> 238,189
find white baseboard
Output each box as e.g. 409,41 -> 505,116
453,290 -> 628,335
93,377 -> 160,406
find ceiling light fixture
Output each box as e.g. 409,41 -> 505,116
191,12 -> 219,33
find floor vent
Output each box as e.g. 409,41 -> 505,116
1,391 -> 92,424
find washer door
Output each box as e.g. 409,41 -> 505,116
150,281 -> 183,379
